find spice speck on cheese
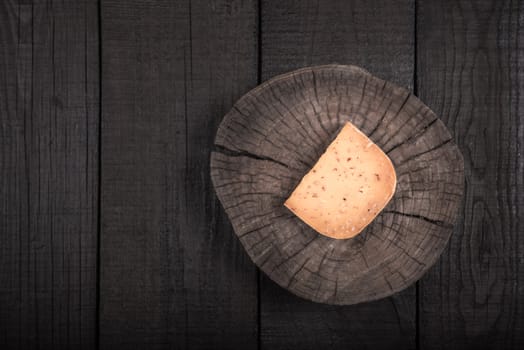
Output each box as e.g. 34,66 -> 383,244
284,121 -> 397,239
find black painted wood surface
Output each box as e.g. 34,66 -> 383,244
100,1 -> 258,349
0,1 -> 99,349
0,0 -> 522,349
417,0 -> 524,349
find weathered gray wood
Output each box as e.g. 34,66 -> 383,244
211,65 -> 464,305
100,0 -> 258,349
0,0 -> 99,348
417,0 -> 524,348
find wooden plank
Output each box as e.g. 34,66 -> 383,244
260,1 -> 417,349
99,0 -> 258,349
417,0 -> 524,349
0,0 -> 99,348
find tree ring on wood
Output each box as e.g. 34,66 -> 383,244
210,64 -> 464,305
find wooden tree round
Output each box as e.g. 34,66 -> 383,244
210,65 -> 464,305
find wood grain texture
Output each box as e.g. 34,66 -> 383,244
257,1 -> 418,348
418,0 -> 524,349
100,0 -> 258,349
261,0 -> 415,89
0,0 -> 99,348
211,64 -> 464,303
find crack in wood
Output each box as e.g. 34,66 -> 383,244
381,103 -> 430,148
268,82 -> 326,143
394,138 -> 454,167
269,235 -> 319,273
385,113 -> 439,154
382,210 -> 454,229
212,145 -> 289,168
369,91 -> 411,140
286,257 -> 312,288
367,98 -> 395,139
237,216 -> 290,238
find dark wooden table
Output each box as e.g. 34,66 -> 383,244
1,0 -> 522,349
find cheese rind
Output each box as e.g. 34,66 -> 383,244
284,121 -> 397,239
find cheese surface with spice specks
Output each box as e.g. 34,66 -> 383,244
284,121 -> 397,239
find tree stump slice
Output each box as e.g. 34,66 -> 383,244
210,65 -> 464,305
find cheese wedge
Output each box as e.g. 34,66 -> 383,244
284,122 -> 396,239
